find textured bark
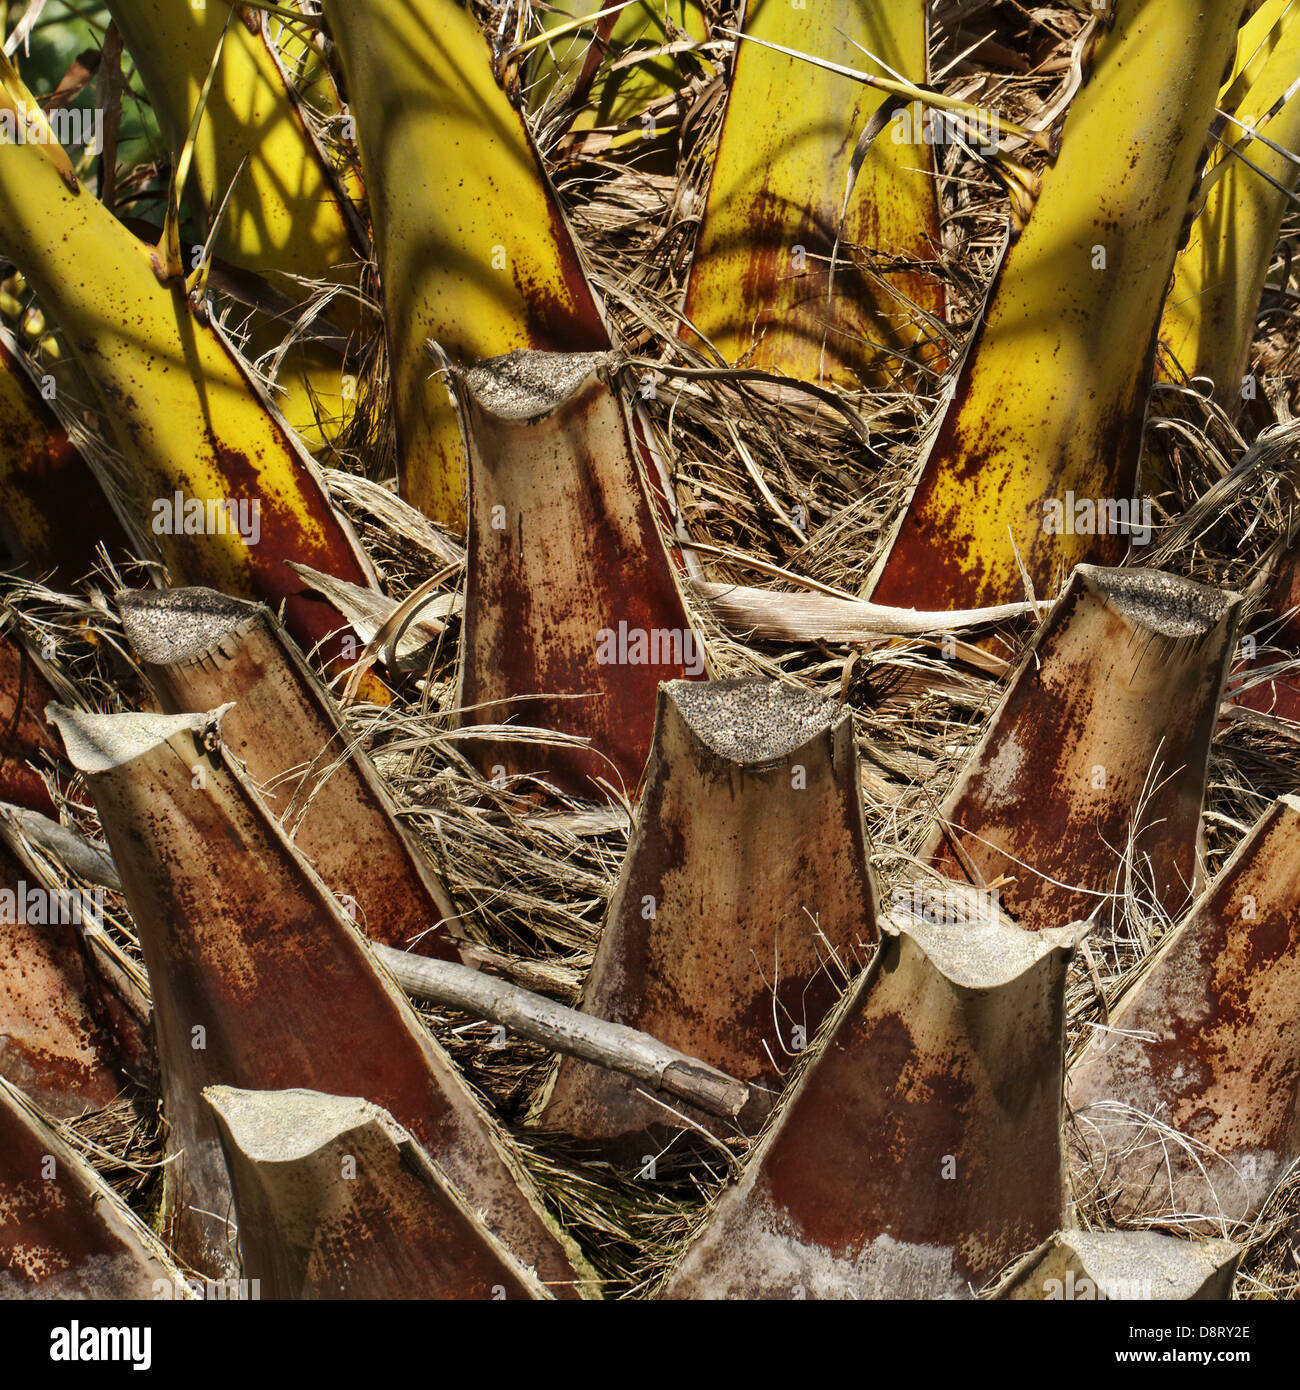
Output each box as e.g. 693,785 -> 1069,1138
205,1087 -> 549,1300
1069,794 -> 1300,1227
662,907 -> 1078,1299
455,350 -> 700,798
0,1077 -> 185,1298
532,678 -> 878,1141
117,586 -> 461,957
997,1231 -> 1239,1301
921,566 -> 1242,931
46,704 -> 591,1295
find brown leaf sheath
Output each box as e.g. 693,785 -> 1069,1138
532,678 -> 878,1141
117,587 -> 462,958
920,567 -> 1242,932
455,350 -> 700,798
47,704 -> 592,1294
662,911 -> 1078,1299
